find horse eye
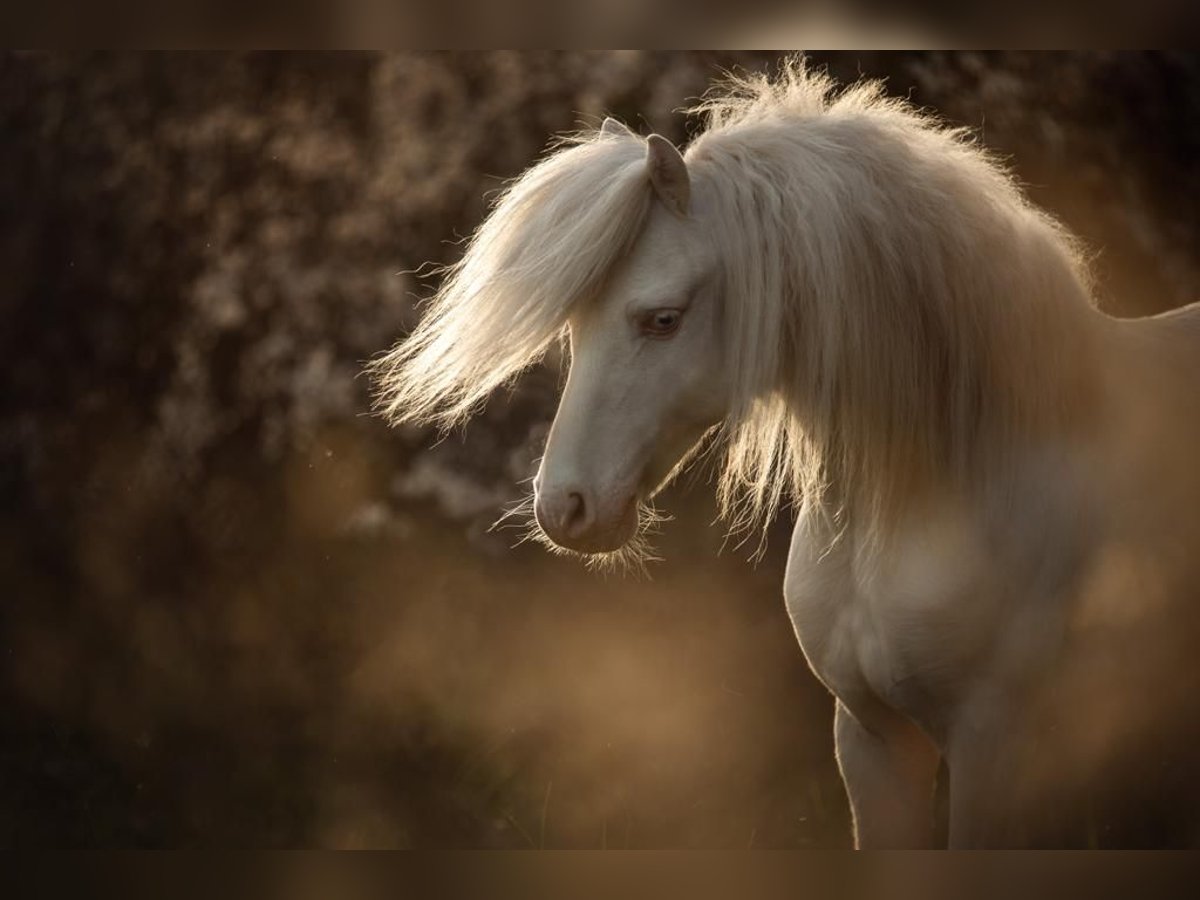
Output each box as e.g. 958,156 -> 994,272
640,308 -> 682,337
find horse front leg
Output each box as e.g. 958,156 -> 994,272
834,701 -> 941,849
945,698 -> 1043,848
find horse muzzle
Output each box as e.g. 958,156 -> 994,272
534,484 -> 639,553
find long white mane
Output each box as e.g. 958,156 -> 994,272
373,58 -> 1099,546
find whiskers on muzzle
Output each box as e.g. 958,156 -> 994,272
490,493 -> 671,577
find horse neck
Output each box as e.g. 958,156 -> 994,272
784,208 -> 1108,537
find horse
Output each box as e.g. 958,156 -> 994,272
372,59 -> 1200,847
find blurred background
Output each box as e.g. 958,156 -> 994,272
1,51 -> 1199,848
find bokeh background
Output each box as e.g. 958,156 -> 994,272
2,51 -> 1199,848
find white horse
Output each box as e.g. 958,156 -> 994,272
374,60 -> 1200,847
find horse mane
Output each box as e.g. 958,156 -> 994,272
688,60 -> 1098,545
373,56 -> 1100,551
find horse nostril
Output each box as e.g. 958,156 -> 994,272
565,491 -> 587,533
535,487 -> 594,544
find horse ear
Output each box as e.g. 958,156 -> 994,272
600,117 -> 634,139
645,133 -> 690,217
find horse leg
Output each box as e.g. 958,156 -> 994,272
834,701 -> 940,848
945,705 -> 1032,848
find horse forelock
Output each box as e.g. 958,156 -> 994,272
369,129 -> 652,429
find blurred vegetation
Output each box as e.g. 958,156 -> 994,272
1,52 -> 1198,847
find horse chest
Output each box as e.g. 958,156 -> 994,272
784,510 -> 1002,736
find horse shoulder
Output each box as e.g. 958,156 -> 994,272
782,500 -> 1001,734
784,472 -> 1095,740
